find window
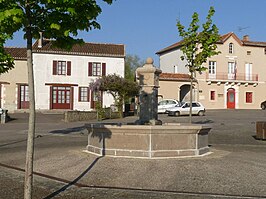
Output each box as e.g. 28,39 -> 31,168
174,65 -> 178,73
229,43 -> 233,54
88,62 -> 106,76
264,48 -> 266,55
228,62 -> 236,80
209,61 -> 216,74
210,91 -> 215,101
245,63 -> 252,81
247,51 -> 251,55
93,63 -> 101,76
53,86 -> 71,104
57,61 -> 66,75
53,61 -> 71,76
246,92 -> 253,103
79,87 -> 90,102
192,102 -> 200,107
21,85 -> 29,102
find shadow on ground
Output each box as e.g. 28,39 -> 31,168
193,119 -> 214,124
49,126 -> 86,135
43,156 -> 102,199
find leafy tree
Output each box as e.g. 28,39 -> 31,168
0,1 -> 113,198
177,6 -> 220,123
0,34 -> 14,73
90,74 -> 139,118
125,54 -> 144,82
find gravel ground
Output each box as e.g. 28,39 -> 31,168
0,110 -> 266,199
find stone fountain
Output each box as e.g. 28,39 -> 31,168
86,58 -> 211,158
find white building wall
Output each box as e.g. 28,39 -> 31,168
159,49 -> 188,73
33,53 -> 124,111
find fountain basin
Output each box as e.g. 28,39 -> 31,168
86,123 -> 211,159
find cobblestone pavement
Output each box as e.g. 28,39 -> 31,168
0,110 -> 266,199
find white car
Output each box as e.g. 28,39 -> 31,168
167,102 -> 205,116
158,99 -> 181,113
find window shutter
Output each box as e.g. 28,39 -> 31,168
67,61 -> 71,76
17,85 -> 21,109
88,62 -> 92,76
87,88 -> 90,102
90,90 -> 94,108
102,63 -> 106,76
78,87 -> 81,102
53,61 -> 57,75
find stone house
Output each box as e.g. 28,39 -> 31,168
0,39 -> 125,112
156,32 -> 266,109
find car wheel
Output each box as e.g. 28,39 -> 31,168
261,104 -> 266,110
198,111 -> 204,116
174,111 -> 180,117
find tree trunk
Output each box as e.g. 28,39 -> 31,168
24,6 -> 36,199
189,72 -> 193,123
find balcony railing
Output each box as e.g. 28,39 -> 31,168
206,72 -> 258,82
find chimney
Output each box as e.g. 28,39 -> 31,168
243,35 -> 249,41
38,32 -> 43,48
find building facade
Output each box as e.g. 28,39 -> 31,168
0,39 -> 125,112
156,32 -> 266,109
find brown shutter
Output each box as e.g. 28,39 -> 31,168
87,88 -> 90,102
53,61 -> 57,75
88,62 -> 92,76
78,87 -> 81,102
17,85 -> 21,109
67,61 -> 71,76
90,90 -> 94,108
70,87 -> 74,110
49,86 -> 53,110
102,63 -> 106,76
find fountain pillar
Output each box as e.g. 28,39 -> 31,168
136,58 -> 162,125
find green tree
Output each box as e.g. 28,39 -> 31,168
90,74 -> 139,118
125,54 -> 144,81
177,6 -> 220,123
0,34 -> 14,73
0,1 -> 113,198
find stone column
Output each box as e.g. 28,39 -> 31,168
136,58 -> 162,125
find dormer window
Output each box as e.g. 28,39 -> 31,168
229,43 -> 233,54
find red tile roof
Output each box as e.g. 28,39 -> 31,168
156,41 -> 183,55
4,40 -> 125,60
32,39 -> 125,58
156,32 -> 266,55
159,73 -> 191,81
4,47 -> 27,60
242,40 -> 266,47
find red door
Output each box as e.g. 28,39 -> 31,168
51,86 -> 71,109
227,88 -> 235,109
18,85 -> 29,109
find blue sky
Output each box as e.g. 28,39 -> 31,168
5,0 -> 266,66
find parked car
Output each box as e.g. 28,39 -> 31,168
261,100 -> 266,110
158,99 -> 181,113
167,102 -> 205,116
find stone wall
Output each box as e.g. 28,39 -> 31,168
86,123 -> 211,158
64,111 -> 97,122
64,109 -> 121,122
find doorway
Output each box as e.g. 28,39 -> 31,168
51,86 -> 72,109
227,88 -> 235,109
18,85 -> 29,109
